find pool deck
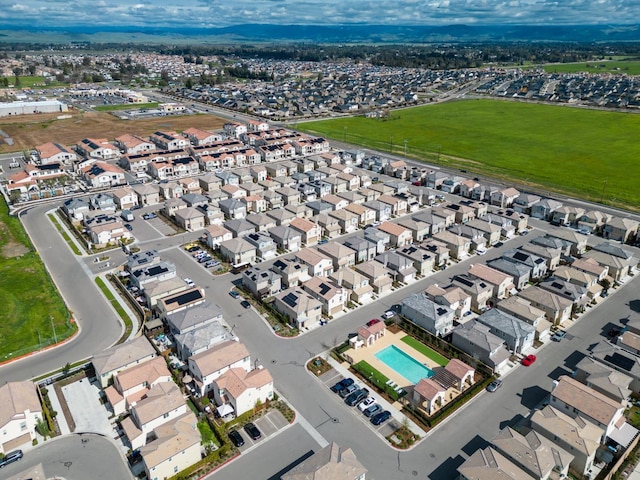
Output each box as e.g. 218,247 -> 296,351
345,330 -> 442,391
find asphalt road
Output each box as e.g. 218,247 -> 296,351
0,434 -> 133,480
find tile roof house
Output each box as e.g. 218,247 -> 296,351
451,321 -> 511,373
583,249 -> 634,282
273,288 -> 323,329
188,340 -> 251,397
271,258 -> 311,289
219,238 -> 257,266
531,405 -> 603,478
290,217 -> 321,246
412,378 -> 447,415
330,268 -> 374,305
517,286 -> 573,325
0,381 -> 42,454
203,224 -> 233,249
377,221 -> 413,248
354,260 -> 393,295
519,243 -> 561,272
502,248 -> 548,280
164,302 -> 223,335
174,320 -> 233,361
476,308 -> 535,354
550,376 -> 626,438
342,237 -> 378,264
244,231 -> 277,260
92,336 -> 157,388
574,356 -> 633,404
317,241 -> 357,271
450,274 -> 493,313
344,204 -> 377,226
491,427 -> 573,480
401,293 -> 454,337
468,263 -> 515,300
458,447 -> 535,480
139,412 -> 201,480
425,284 -> 472,318
174,207 -> 206,232
81,160 -> 126,188
302,276 -> 348,316
212,367 -> 274,417
296,248 -> 334,277
36,141 -> 78,165
486,257 -> 531,291
281,442 -> 368,480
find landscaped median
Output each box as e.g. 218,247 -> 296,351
48,213 -> 82,255
94,276 -> 133,342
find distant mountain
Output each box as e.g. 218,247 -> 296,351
0,23 -> 638,44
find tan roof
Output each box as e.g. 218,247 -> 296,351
115,133 -> 150,148
37,141 -> 70,159
183,127 -> 214,140
458,447 -> 536,480
92,336 -> 156,378
414,378 -> 445,401
296,248 -> 331,267
551,376 -> 623,426
303,276 -> 344,301
445,359 -> 474,380
531,405 -> 602,457
133,382 -> 185,426
434,230 -> 468,246
190,340 -> 250,377
205,224 -> 232,238
0,381 -> 41,428
618,331 -> 640,352
290,217 -> 317,233
281,442 -> 367,480
214,367 -> 273,399
572,257 -> 608,277
139,412 -> 200,470
116,356 -> 171,392
344,204 -> 372,215
377,221 -> 410,237
468,263 -> 514,286
81,160 -> 124,177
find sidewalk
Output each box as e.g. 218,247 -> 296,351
45,384 -> 71,435
46,207 -> 86,256
98,273 -> 140,339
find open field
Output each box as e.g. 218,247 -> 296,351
0,197 -> 75,361
93,102 -> 159,112
0,110 -> 227,153
4,75 -> 68,88
300,99 -> 640,210
539,60 -> 640,75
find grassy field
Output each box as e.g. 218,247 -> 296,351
6,75 -> 68,88
300,99 -> 640,210
0,197 -> 74,362
0,110 -> 227,153
539,60 -> 640,75
401,336 -> 448,366
93,102 -> 159,112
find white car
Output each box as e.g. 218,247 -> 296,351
184,278 -> 195,287
357,396 -> 376,412
382,310 -> 395,320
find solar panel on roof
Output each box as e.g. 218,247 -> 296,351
283,293 -> 298,307
147,265 -> 168,276
319,283 -> 331,295
167,289 -> 203,306
513,252 -> 529,262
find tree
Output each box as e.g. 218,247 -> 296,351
185,77 -> 193,89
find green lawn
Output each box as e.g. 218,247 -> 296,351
7,75 -> 68,88
300,99 -> 640,210
94,276 -> 132,341
401,336 -> 448,366
0,198 -> 74,361
539,60 -> 640,75
352,360 -> 404,400
93,102 -> 159,112
48,214 -> 81,255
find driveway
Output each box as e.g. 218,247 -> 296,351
62,377 -> 116,438
234,409 -> 290,453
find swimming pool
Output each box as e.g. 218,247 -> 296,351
375,345 -> 434,385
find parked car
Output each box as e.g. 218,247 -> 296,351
205,260 -> 220,268
229,290 -> 240,299
142,212 -> 157,220
198,255 -> 213,263
330,378 -> 354,394
186,245 -> 200,252
494,241 -> 504,248
0,450 -> 23,468
228,429 -> 245,447
367,318 -> 381,327
124,223 -> 133,231
244,422 -> 261,440
521,354 -> 537,366
241,300 -> 251,309
486,379 -> 503,392
339,384 -> 359,398
551,330 -> 567,342
363,404 -> 383,418
318,239 -> 329,245
381,311 -> 395,320
357,396 -> 376,412
345,388 -> 369,407
371,410 -> 391,425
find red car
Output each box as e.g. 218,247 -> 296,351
367,319 -> 381,327
521,354 -> 537,366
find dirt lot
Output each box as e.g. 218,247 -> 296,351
0,109 -> 227,153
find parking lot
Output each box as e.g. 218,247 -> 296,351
141,213 -> 178,236
232,409 -> 290,453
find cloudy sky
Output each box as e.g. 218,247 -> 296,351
1,0 -> 638,27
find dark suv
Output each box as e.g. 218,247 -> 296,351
228,429 -> 244,448
0,450 -> 23,468
330,378 -> 354,394
345,388 -> 369,407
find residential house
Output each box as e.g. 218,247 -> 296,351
133,183 -> 161,206
491,427 -> 573,480
62,197 -> 90,220
447,224 -> 487,250
531,198 -> 564,220
77,138 -> 120,160
0,381 -> 42,454
452,321 -> 511,372
143,278 -> 190,309
218,198 -> 247,220
157,287 -> 206,317
550,206 -> 586,227
110,187 -> 140,210
531,405 -> 604,478
271,258 -> 311,289
502,248 -> 548,280
422,240 -> 450,268
212,367 -> 274,418
81,161 -> 126,188
458,447 -> 535,480
468,263 -> 515,300
517,286 -> 573,325
250,165 -> 268,182
519,243 -> 562,272
181,193 -> 208,209
512,193 -> 541,215
164,302 -> 223,336
273,288 -> 323,329
363,227 -> 391,254
244,231 -> 277,261
330,268 -> 374,304
425,284 -> 472,318
328,209 -> 359,234
377,222 -> 413,248
401,293 -> 454,336
377,194 -> 408,216
313,213 -> 341,239
344,204 -> 376,226
484,213 -> 517,238
92,336 -> 157,388
444,203 -> 475,224
280,442 -> 367,480
276,187 -> 301,206
363,200 -> 391,222
397,245 -> 435,276
554,266 -> 601,300
188,341 -> 251,397
496,296 -> 550,341
302,276 -> 348,316
139,412 -> 201,480
433,230 -> 471,260
490,187 -> 520,208
549,376 -> 626,439
342,237 -> 378,263
603,217 -> 639,243
538,277 -> 589,308
35,141 -> 77,166
574,357 -> 633,404
163,198 -> 187,217
466,219 -> 501,246
290,218 -> 321,246
266,208 -> 296,226
246,212 -> 276,231
591,341 -> 640,394
616,331 -> 640,357
149,131 -> 190,151
198,174 -> 223,193
296,248 -> 334,277
571,257 -> 609,282
216,171 -> 239,186
242,266 -> 282,298
584,245 -> 635,282
269,225 -> 302,252
577,210 -> 611,235
451,274 -> 493,312
545,230 -> 589,256
486,258 -> 531,291
174,207 -> 205,232
85,217 -> 132,247
203,224 -> 233,251
317,242 -> 357,271
130,261 -> 177,290
476,309 -> 535,354
354,261 -> 393,295
174,321 -> 232,361
219,238 -> 256,266
397,218 -> 430,242
375,251 -> 417,283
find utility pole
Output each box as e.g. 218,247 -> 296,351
50,316 -> 57,344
